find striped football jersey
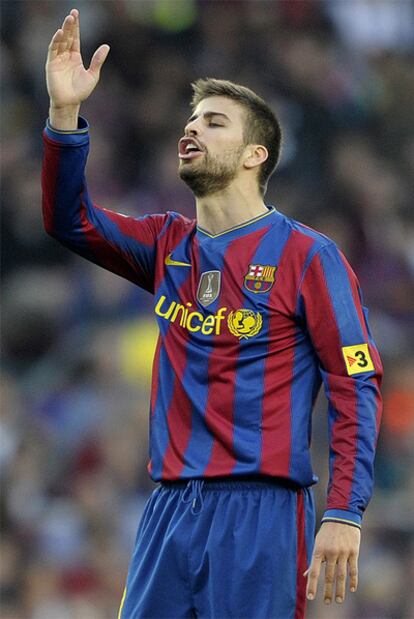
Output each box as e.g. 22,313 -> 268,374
42,118 -> 382,528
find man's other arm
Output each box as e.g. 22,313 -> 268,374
298,241 -> 383,604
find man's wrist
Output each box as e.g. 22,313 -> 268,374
49,104 -> 81,131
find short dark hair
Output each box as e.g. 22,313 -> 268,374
190,78 -> 282,195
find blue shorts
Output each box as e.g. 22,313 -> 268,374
119,478 -> 315,619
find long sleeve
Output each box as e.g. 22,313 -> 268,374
298,241 -> 383,528
41,117 -> 169,293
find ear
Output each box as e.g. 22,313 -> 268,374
243,145 -> 268,170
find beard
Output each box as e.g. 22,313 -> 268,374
178,145 -> 245,198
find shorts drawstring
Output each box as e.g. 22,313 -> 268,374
181,479 -> 205,515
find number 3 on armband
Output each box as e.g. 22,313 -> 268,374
342,343 -> 375,375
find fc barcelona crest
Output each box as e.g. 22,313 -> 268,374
244,264 -> 277,294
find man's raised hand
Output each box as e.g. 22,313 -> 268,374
46,9 -> 109,129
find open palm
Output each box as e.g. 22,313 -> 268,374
46,9 -> 109,108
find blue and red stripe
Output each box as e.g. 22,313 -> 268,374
203,228 -> 270,476
260,229 -> 315,477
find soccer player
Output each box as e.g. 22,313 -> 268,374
43,9 -> 383,619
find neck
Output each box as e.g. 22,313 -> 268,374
195,182 -> 267,236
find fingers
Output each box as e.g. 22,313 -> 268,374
47,29 -> 64,62
349,551 -> 359,593
88,44 -> 111,80
58,13 -> 75,55
324,553 -> 357,604
334,555 -> 348,604
322,556 -> 337,604
305,552 -> 324,601
306,554 -> 359,604
47,9 -> 79,62
305,556 -> 347,604
70,8 -> 80,53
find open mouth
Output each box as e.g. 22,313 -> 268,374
178,137 -> 205,160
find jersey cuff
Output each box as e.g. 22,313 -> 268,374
44,116 -> 89,145
321,509 -> 362,529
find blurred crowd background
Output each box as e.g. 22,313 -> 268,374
1,1 -> 414,618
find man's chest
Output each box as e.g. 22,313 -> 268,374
153,235 -> 301,349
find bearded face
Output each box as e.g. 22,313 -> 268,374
178,143 -> 246,197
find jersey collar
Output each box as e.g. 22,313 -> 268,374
196,206 -> 277,241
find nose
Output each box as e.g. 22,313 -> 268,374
184,117 -> 200,137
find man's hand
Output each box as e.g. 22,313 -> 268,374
304,521 -> 360,605
46,8 -> 109,130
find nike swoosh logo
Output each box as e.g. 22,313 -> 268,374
165,253 -> 192,267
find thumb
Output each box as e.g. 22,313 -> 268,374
89,44 -> 110,79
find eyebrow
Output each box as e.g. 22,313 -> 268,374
186,111 -> 231,124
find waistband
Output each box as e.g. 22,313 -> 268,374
160,474 -> 303,492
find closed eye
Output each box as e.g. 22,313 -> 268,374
208,122 -> 224,127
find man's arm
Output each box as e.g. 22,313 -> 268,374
43,9 -> 169,292
298,241 -> 383,605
